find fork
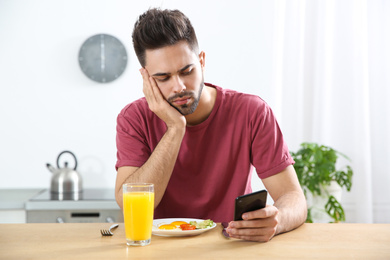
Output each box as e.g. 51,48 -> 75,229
221,222 -> 230,239
100,224 -> 119,236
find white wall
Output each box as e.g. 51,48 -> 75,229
0,0 -> 274,190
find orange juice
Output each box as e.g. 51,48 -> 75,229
123,191 -> 154,242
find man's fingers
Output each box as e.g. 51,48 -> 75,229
149,76 -> 164,103
140,68 -> 157,105
228,218 -> 278,229
242,205 -> 279,220
226,205 -> 279,242
228,226 -> 275,236
226,225 -> 277,242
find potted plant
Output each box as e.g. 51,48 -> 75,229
290,142 -> 353,223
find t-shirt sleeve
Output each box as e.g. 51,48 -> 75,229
249,98 -> 294,179
115,104 -> 151,170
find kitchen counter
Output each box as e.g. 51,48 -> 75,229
0,189 -> 43,223
0,189 -> 42,209
1,223 -> 389,259
0,188 -> 121,223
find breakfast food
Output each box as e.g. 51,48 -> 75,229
157,219 -> 214,231
190,219 -> 214,229
158,224 -> 178,230
170,221 -> 188,226
180,224 -> 196,230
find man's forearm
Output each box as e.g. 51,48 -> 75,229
274,190 -> 307,235
116,126 -> 185,208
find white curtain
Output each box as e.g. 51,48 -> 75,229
271,0 -> 390,223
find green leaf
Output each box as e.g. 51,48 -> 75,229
325,196 -> 345,222
306,207 -> 313,223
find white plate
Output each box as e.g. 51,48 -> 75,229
152,218 -> 217,237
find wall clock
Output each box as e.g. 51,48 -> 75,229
78,34 -> 128,83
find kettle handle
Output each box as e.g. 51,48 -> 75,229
56,150 -> 78,170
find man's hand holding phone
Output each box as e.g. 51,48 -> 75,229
139,68 -> 186,130
227,190 -> 279,242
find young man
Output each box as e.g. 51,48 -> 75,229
115,8 -> 307,242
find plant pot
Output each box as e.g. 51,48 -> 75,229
305,181 -> 342,223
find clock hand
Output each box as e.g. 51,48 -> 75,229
100,35 -> 105,73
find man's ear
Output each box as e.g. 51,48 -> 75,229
199,51 -> 206,69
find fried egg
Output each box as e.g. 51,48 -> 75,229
158,224 -> 178,230
170,221 -> 188,227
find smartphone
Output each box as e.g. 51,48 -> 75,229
234,189 -> 268,221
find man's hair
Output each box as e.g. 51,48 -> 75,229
132,8 -> 199,67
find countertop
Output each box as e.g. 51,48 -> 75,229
0,189 -> 42,210
0,188 -> 120,211
1,223 -> 389,259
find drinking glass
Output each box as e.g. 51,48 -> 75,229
123,183 -> 154,246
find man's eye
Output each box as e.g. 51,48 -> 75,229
182,68 -> 193,75
156,77 -> 169,82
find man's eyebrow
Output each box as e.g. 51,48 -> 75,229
152,72 -> 170,77
179,64 -> 193,72
151,64 -> 194,77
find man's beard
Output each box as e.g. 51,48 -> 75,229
167,81 -> 204,115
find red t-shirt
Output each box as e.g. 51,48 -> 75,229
116,83 -> 293,222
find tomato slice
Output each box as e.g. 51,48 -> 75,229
180,224 -> 196,230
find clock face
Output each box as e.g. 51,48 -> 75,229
78,34 -> 128,83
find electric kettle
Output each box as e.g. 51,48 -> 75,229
46,150 -> 83,195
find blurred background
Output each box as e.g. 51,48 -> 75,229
1,0 -> 389,223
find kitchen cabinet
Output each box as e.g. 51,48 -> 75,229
0,189 -> 42,223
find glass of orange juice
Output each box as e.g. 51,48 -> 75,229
123,183 -> 154,246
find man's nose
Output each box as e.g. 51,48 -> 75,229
172,75 -> 186,93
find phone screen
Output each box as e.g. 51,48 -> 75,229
234,190 -> 268,221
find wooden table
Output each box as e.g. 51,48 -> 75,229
1,223 -> 389,259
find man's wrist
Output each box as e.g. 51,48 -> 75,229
166,124 -> 186,138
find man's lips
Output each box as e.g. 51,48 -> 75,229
172,97 -> 191,105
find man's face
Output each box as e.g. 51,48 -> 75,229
144,41 -> 205,115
